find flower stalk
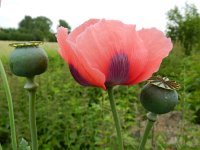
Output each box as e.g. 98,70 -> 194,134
9,42 -> 48,150
24,77 -> 38,150
138,112 -> 157,150
0,59 -> 17,150
107,87 -> 124,150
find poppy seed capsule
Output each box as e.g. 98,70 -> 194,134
140,81 -> 178,114
9,42 -> 48,77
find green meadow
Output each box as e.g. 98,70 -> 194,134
0,41 -> 200,149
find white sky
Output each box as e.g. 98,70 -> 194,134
0,0 -> 200,32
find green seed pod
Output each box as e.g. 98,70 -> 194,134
140,76 -> 179,114
9,42 -> 48,77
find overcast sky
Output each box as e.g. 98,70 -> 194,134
0,0 -> 200,32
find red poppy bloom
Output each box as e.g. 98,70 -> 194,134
57,19 -> 172,90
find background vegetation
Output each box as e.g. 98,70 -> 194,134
0,3 -> 200,150
0,16 -> 71,42
166,3 -> 200,55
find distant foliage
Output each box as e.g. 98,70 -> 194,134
0,28 -> 34,41
166,3 -> 200,55
0,16 -> 71,42
58,19 -> 71,33
19,16 -> 54,41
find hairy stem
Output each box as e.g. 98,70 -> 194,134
107,87 -> 124,150
0,143 -> 2,150
0,59 -> 17,150
138,112 -> 157,150
24,77 -> 38,150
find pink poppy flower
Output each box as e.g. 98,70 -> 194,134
57,19 -> 172,90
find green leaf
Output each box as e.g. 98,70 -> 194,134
19,138 -> 31,150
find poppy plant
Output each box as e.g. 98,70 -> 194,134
56,19 -> 172,90
57,19 -> 173,149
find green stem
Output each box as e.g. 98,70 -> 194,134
24,77 -> 38,150
0,59 -> 17,150
107,87 -> 124,150
0,143 -> 2,150
138,112 -> 157,150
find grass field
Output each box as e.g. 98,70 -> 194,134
0,40 -> 200,149
0,41 -> 58,58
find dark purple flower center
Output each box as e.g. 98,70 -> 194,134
69,64 -> 91,86
106,53 -> 130,86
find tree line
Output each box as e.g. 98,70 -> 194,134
0,16 -> 71,42
166,3 -> 200,55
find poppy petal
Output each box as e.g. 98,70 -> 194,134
57,27 -> 106,89
133,28 -> 173,83
69,64 -> 92,86
69,19 -> 100,43
76,20 -> 148,86
106,53 -> 130,86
